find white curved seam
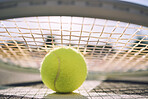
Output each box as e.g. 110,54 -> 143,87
53,52 -> 60,92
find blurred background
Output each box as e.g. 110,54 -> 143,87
0,0 -> 148,98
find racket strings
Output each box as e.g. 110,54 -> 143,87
0,16 -> 148,72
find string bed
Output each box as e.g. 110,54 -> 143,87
0,16 -> 148,72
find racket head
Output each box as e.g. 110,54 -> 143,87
0,0 -> 148,26
0,0 -> 148,74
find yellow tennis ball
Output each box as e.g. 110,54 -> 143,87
40,47 -> 87,93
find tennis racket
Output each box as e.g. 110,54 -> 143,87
0,0 -> 148,74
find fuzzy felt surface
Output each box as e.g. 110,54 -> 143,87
41,47 -> 87,93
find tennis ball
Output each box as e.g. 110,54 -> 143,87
40,47 -> 87,93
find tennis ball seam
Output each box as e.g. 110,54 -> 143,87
41,47 -> 87,93
52,52 -> 61,92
